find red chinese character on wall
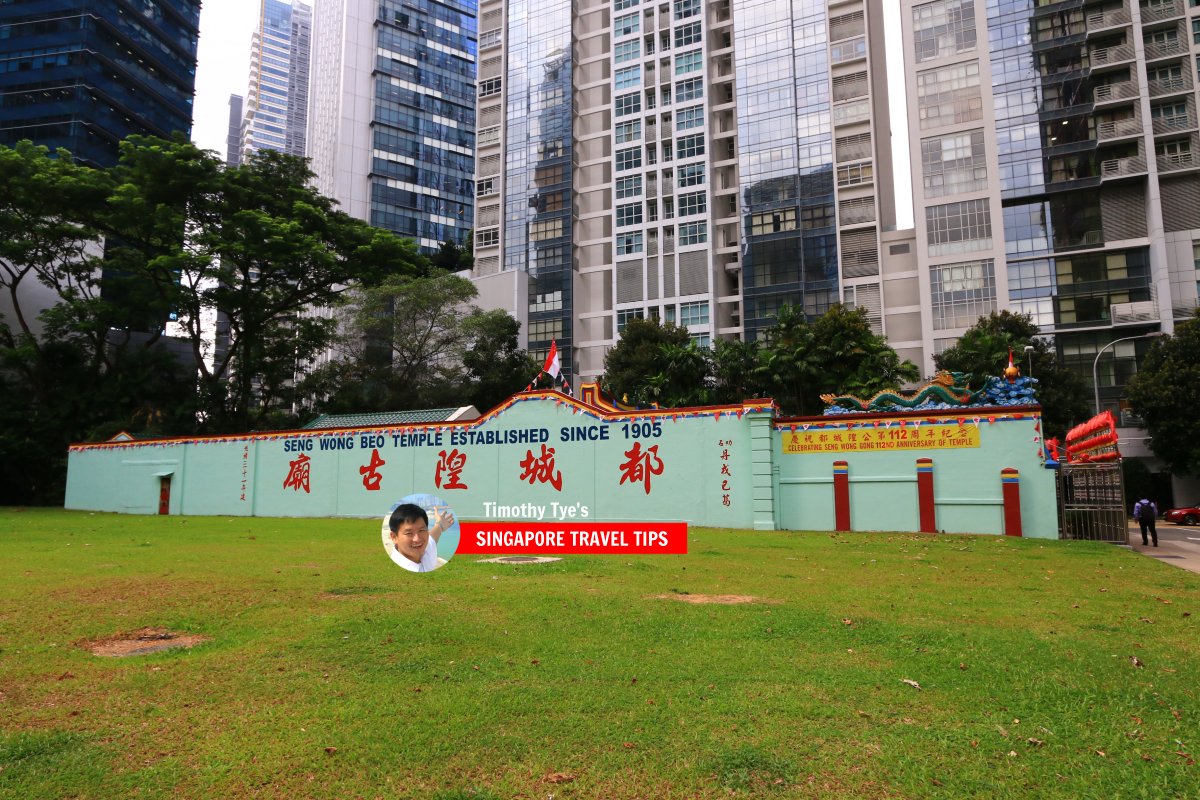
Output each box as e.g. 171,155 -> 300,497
358,448 -> 386,491
618,442 -> 664,495
435,448 -> 469,490
720,463 -> 731,476
283,453 -> 312,493
722,494 -> 731,507
519,444 -> 563,491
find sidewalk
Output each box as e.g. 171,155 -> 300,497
1127,521 -> 1200,575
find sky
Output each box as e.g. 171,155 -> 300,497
191,0 -> 913,228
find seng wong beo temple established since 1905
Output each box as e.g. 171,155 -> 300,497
65,366 -> 1062,539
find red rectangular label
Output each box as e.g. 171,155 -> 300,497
458,522 -> 688,554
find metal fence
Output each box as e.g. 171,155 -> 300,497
1057,463 -> 1128,543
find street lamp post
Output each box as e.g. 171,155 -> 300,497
1091,332 -> 1167,416
1024,344 -> 1034,380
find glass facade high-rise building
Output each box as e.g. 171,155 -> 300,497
240,0 -> 312,161
308,0 -> 476,256
0,0 -> 200,167
901,0 -> 1192,420
473,0 -> 899,380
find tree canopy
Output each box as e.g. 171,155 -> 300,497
599,304 -> 917,415
1127,311 -> 1200,475
0,137 -> 446,502
933,310 -> 1090,438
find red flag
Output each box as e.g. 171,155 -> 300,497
541,340 -> 561,379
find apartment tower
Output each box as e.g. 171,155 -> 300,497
473,0 -> 898,379
239,0 -> 312,161
308,0 -> 476,254
901,0 -> 1196,419
0,0 -> 200,167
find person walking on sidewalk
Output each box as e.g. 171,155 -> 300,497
1133,497 -> 1158,547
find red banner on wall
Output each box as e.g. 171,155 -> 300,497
458,522 -> 688,554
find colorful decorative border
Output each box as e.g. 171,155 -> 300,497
68,384 -> 778,452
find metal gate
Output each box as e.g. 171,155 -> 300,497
1057,463 -> 1127,542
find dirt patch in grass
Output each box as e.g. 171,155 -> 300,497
79,627 -> 208,658
651,593 -> 777,605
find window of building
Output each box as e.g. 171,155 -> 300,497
678,191 -> 706,216
479,77 -> 501,97
616,146 -> 643,171
476,177 -> 496,197
615,0 -> 638,9
837,161 -> 873,186
930,258 -> 996,330
677,162 -> 705,187
675,50 -> 703,75
538,138 -> 565,158
535,164 -> 566,186
528,319 -> 564,342
615,40 -> 641,63
676,133 -> 705,158
480,29 -> 501,48
476,227 -> 500,247
1145,28 -> 1179,48
616,65 -> 641,88
916,61 -> 983,129
477,126 -> 500,147
831,37 -> 866,63
676,105 -> 704,131
675,77 -> 703,102
617,308 -> 645,332
616,175 -> 643,198
616,202 -> 644,226
530,219 -> 565,241
616,92 -> 642,116
691,333 -> 712,348
920,129 -> 988,197
675,21 -> 702,47
801,205 -> 833,229
531,289 -> 563,313
912,0 -> 976,63
615,12 -> 640,36
1149,63 -> 1183,82
617,232 -> 644,254
616,120 -> 641,143
674,0 -> 700,20
751,208 -> 798,234
680,301 -> 709,325
679,221 -> 707,245
925,198 -> 993,256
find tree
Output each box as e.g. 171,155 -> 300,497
1127,310 -> 1200,475
757,304 -> 919,416
430,237 -> 473,274
933,310 -> 1089,437
460,311 -> 540,412
601,318 -> 710,407
95,138 -> 425,431
710,338 -> 769,404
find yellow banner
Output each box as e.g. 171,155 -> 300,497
782,423 -> 980,454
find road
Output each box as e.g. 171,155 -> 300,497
1128,520 -> 1200,574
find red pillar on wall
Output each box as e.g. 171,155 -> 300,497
916,458 -> 936,533
833,460 -> 850,532
1001,467 -> 1023,537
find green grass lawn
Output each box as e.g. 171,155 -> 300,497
1,508 -> 1197,799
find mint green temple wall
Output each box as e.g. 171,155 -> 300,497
65,394 -> 769,529
774,410 -> 1057,538
64,391 -> 1056,538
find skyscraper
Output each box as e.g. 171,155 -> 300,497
239,0 -> 312,161
473,0 -> 900,379
0,0 -> 200,167
900,0 -> 1188,419
308,0 -> 476,254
